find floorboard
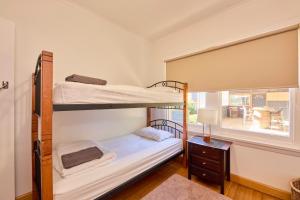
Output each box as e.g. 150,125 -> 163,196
110,158 -> 281,200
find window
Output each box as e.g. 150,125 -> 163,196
169,89 -> 292,138
221,89 -> 290,136
168,92 -> 206,124
188,92 -> 206,123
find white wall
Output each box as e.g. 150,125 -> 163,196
153,0 -> 300,62
0,0 -> 155,196
230,144 -> 300,191
153,0 -> 300,192
0,17 -> 15,200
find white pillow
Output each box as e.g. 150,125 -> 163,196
134,127 -> 172,141
54,140 -> 116,177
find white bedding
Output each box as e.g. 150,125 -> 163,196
54,140 -> 117,177
53,82 -> 183,104
53,134 -> 183,200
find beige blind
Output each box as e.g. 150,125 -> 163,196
166,28 -> 298,92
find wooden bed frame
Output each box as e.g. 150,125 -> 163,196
31,51 -> 188,200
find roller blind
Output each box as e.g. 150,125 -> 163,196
166,28 -> 298,92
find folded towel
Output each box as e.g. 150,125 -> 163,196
54,140 -> 117,177
65,74 -> 107,85
61,147 -> 103,169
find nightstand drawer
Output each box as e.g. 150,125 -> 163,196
190,143 -> 222,160
190,154 -> 221,172
190,165 -> 220,184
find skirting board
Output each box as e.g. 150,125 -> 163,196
16,175 -> 291,200
231,174 -> 291,200
16,192 -> 32,200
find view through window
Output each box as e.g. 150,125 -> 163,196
221,89 -> 290,136
169,89 -> 290,137
169,92 -> 206,124
188,92 -> 206,123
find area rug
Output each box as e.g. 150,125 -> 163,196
141,174 -> 231,200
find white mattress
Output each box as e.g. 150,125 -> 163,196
53,134 -> 183,200
53,82 -> 183,104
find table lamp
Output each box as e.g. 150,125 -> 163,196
197,108 -> 218,143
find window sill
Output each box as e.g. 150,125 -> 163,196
220,126 -> 289,138
188,129 -> 300,157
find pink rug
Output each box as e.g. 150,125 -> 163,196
142,174 -> 231,200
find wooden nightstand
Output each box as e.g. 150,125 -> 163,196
188,136 -> 232,194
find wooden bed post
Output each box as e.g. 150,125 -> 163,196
31,51 -> 53,200
183,83 -> 188,168
32,51 -> 53,200
40,51 -> 53,200
147,108 -> 151,126
32,74 -> 38,200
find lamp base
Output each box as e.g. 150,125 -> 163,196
203,136 -> 211,143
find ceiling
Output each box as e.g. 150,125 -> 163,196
69,0 -> 246,39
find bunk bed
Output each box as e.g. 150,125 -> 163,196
31,51 -> 188,200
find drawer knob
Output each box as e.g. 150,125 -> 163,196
202,173 -> 206,177
202,151 -> 206,154
202,162 -> 206,165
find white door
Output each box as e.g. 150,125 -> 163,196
0,17 -> 15,200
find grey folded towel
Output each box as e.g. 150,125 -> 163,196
61,147 -> 103,169
65,74 -> 107,85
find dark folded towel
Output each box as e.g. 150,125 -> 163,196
65,74 -> 107,85
61,147 -> 103,169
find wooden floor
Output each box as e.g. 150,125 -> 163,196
110,158 -> 280,200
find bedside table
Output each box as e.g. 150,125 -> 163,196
188,136 -> 232,194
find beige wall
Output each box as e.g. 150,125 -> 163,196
0,0 -> 155,196
153,0 -> 300,192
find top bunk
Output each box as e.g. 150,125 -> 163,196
33,51 -> 188,113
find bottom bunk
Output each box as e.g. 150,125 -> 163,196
52,132 -> 183,200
